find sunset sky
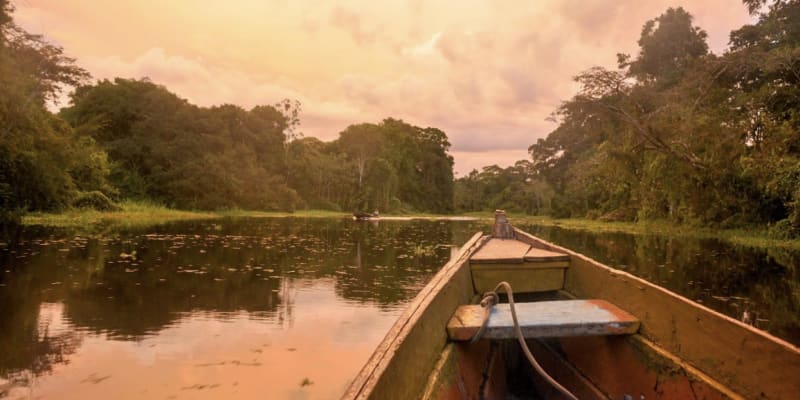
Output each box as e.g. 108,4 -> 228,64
15,1 -> 752,175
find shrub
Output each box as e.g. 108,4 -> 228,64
768,219 -> 800,240
72,191 -> 121,211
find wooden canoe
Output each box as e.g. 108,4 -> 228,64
342,212 -> 800,400
353,212 -> 380,220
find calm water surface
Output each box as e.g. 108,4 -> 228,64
1,218 -> 798,399
0,218 -> 482,399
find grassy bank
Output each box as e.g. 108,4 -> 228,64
21,201 -> 353,229
22,203 -> 480,231
22,201 -> 219,229
217,209 -> 350,218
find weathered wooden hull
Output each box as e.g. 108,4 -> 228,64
342,228 -> 800,399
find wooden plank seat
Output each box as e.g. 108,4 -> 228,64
446,299 -> 640,341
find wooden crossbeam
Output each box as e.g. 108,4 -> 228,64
524,247 -> 570,262
447,300 -> 640,341
469,238 -> 530,263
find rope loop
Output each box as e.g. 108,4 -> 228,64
470,290 -> 500,343
480,291 -> 499,308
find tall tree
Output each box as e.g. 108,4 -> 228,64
727,0 -> 800,234
338,123 -> 384,190
318,119 -> 455,213
521,2 -> 800,234
61,79 -> 298,210
622,7 -> 708,86
1,1 -> 109,219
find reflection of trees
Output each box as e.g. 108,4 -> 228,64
522,224 -> 800,345
220,218 -> 477,306
1,227 -> 82,379
761,248 -> 800,342
62,233 -> 285,338
0,218 -> 483,379
0,294 -> 83,381
331,220 -> 456,305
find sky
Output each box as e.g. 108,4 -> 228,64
14,1 -> 752,175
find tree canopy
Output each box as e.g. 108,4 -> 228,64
1,0 -> 109,221
61,78 -> 297,210
519,2 -> 800,236
290,119 -> 454,213
0,0 -> 456,217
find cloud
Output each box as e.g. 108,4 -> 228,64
15,0 -> 752,175
82,48 -> 298,106
450,149 -> 533,177
80,48 -> 364,141
401,32 -> 442,57
329,6 -> 367,44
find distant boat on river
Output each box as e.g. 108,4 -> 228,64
342,210 -> 800,399
353,211 -> 380,221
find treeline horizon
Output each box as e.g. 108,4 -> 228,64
3,0 -> 800,238
457,1 -> 800,238
0,0 -> 454,219
61,78 -> 455,214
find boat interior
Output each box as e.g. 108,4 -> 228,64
343,212 -> 800,400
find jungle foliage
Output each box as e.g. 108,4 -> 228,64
459,2 -> 800,237
0,0 -> 111,223
287,119 -> 454,213
0,1 -> 454,216
59,79 -> 454,213
60,78 -> 298,211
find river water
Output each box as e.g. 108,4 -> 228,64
0,218 -> 797,399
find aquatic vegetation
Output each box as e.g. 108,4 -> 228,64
21,200 -> 217,229
411,244 -> 436,257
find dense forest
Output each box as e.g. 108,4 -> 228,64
0,0 -> 453,219
2,0 -> 800,238
456,0 -> 800,237
0,0 -> 105,220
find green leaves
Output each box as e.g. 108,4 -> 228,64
60,79 -> 297,211
0,6 -> 109,216
521,3 -> 800,234
290,119 -> 454,213
626,7 -> 708,86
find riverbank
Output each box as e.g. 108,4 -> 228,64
21,201 -> 218,228
21,202 -> 352,229
20,203 -> 474,230
21,206 -> 799,250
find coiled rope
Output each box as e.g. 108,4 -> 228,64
471,281 -> 579,400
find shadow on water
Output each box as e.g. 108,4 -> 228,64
520,224 -> 800,346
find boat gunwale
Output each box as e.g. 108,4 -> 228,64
513,228 -> 800,352
344,227 -> 800,400
514,227 -> 800,399
341,231 -> 486,399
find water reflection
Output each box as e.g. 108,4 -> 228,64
0,218 -> 483,399
520,224 -> 800,345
